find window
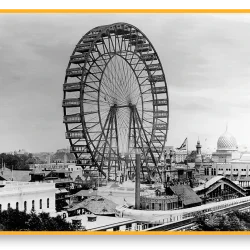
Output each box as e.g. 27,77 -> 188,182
32,200 -> 35,210
113,226 -> 119,231
16,202 -> 19,210
7,203 -> 10,210
47,198 -> 49,208
152,203 -> 154,210
212,168 -> 216,175
205,168 -> 209,175
24,201 -> 27,212
159,203 -> 162,210
40,199 -> 42,209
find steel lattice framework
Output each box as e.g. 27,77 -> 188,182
63,22 -> 169,182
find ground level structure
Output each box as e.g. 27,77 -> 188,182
0,181 -> 57,214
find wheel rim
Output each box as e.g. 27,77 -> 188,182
63,23 -> 169,182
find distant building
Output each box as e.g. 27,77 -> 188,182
174,150 -> 187,163
140,185 -> 202,211
56,148 -> 70,153
164,146 -> 187,163
14,149 -> 29,155
195,128 -> 250,190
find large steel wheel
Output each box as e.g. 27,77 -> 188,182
63,22 -> 169,182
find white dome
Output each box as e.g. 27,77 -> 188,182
217,130 -> 237,151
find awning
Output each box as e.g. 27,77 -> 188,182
56,188 -> 69,194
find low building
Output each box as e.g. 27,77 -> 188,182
66,214 -> 138,231
0,181 -> 57,214
140,185 -> 202,211
14,149 -> 29,155
193,176 -> 246,203
67,195 -> 117,217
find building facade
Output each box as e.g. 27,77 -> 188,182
195,128 -> 250,189
0,181 -> 57,214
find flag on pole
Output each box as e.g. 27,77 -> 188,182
176,138 -> 187,150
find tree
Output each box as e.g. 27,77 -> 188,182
194,211 -> 247,231
0,208 -> 83,231
0,153 -> 41,170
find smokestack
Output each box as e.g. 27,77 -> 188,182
162,169 -> 167,183
64,153 -> 68,165
135,149 -> 141,210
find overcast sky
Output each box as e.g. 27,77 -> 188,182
1,14 -> 250,153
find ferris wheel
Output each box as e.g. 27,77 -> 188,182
63,22 -> 169,182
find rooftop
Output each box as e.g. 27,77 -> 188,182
170,185 -> 202,205
74,189 -> 97,197
67,195 -> 117,215
66,214 -> 135,231
0,181 -> 57,194
193,176 -> 224,192
0,168 -> 30,182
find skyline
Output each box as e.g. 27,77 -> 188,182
1,14 -> 250,152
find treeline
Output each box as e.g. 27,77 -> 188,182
194,210 -> 250,231
0,208 -> 82,231
186,151 -> 197,163
0,153 -> 45,170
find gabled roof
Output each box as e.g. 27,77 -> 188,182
170,185 -> 202,206
193,176 -> 224,192
193,176 -> 246,196
67,195 -> 116,215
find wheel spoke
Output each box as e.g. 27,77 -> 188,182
63,23 -> 169,182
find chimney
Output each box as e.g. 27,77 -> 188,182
64,153 -> 68,165
47,154 -> 51,164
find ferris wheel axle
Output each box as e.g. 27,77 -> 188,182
110,103 -> 136,109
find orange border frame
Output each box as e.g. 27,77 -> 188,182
2,231 -> 250,235
1,9 -> 250,13
1,8 -> 250,235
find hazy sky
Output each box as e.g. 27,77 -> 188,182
1,13 -> 250,153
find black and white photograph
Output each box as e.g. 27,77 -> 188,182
1,12 -> 250,233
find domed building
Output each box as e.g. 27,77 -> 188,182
196,127 -> 250,190
212,128 -> 241,163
